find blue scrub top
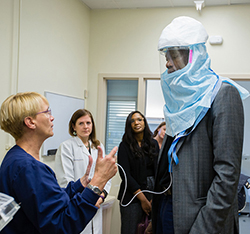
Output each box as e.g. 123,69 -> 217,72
0,145 -> 99,234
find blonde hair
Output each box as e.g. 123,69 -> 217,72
0,92 -> 48,140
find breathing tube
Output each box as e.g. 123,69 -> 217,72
116,158 -> 173,207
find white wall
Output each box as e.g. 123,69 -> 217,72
0,0 -> 16,162
0,0 -> 90,162
88,5 -> 250,119
18,0 -> 90,95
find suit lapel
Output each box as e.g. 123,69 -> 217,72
157,134 -> 168,164
158,133 -> 187,167
175,136 -> 186,155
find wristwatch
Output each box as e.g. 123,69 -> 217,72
87,184 -> 102,195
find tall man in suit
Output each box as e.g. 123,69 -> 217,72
147,16 -> 249,234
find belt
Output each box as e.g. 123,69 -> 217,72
163,187 -> 172,196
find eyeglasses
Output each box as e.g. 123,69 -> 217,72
36,108 -> 52,116
131,118 -> 144,123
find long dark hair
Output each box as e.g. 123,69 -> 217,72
69,109 -> 100,149
122,111 -> 157,160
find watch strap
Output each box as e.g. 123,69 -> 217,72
102,189 -> 108,198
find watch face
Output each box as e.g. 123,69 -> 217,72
93,187 -> 101,195
87,184 -> 102,195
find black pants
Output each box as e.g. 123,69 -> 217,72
120,202 -> 143,234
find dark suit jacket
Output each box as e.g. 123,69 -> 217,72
152,83 -> 244,234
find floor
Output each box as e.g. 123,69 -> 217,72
239,203 -> 250,234
239,214 -> 250,234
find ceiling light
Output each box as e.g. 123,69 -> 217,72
194,1 -> 204,11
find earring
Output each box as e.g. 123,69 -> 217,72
73,131 -> 77,136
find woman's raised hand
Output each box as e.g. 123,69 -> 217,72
80,155 -> 93,187
88,146 -> 118,191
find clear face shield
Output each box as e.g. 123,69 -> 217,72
159,47 -> 190,75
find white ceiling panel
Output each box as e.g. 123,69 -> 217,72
81,0 -> 250,9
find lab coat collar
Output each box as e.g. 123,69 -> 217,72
73,137 -> 91,155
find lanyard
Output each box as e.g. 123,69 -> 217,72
167,77 -> 222,172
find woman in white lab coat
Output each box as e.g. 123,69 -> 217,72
55,109 -> 110,234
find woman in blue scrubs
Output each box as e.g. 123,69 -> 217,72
0,92 -> 117,234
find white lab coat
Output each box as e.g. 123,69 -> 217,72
54,137 -> 111,234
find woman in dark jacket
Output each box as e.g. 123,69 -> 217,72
118,111 -> 159,234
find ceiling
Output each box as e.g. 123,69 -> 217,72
81,0 -> 250,9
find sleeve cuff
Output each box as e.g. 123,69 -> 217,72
73,179 -> 85,193
81,187 -> 100,205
